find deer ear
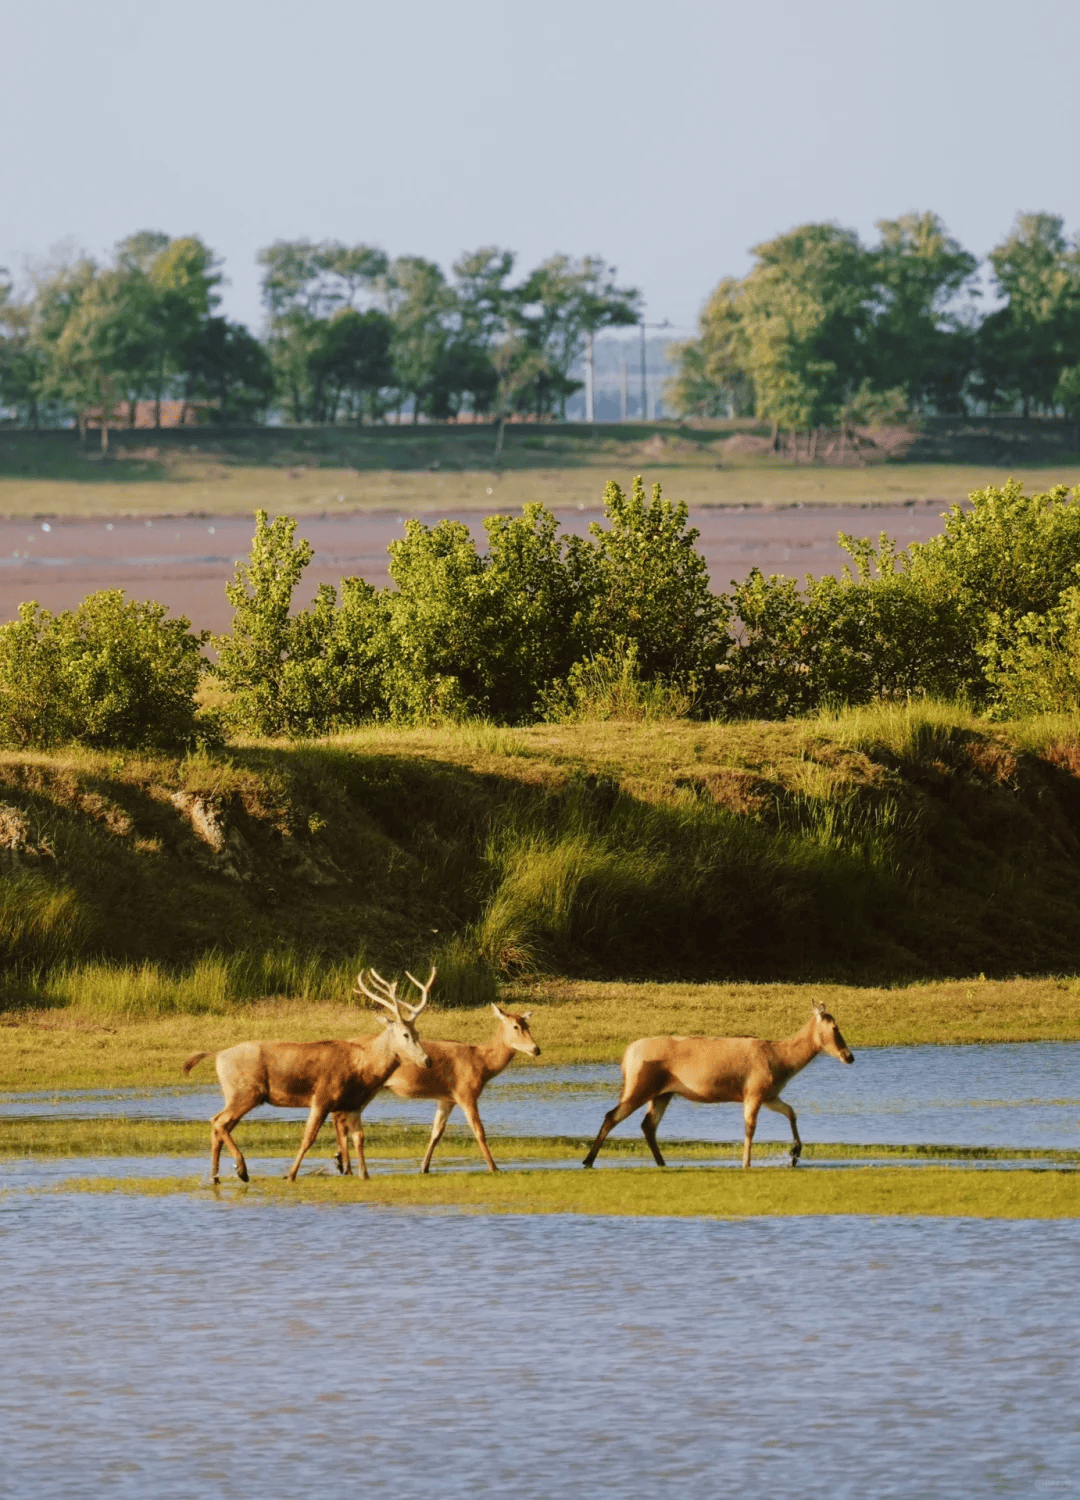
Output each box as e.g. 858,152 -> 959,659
491,1002 -> 505,1017
521,1011 -> 532,1021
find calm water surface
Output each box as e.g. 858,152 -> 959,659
5,1043 -> 1078,1149
0,1198 -> 1075,1499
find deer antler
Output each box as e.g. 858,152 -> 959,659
354,968 -> 403,1018
401,965 -> 437,1020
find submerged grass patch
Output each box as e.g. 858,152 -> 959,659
43,1165 -> 1080,1219
2,1115 -> 1075,1165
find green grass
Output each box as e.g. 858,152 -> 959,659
38,1165 -> 1080,1219
2,1115 -> 1075,1165
2,424 -> 1078,516
1,970 -> 1078,1091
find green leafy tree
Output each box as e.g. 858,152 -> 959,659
512,255 -> 639,417
307,307 -> 392,423
982,214 -> 1080,415
258,239 -> 387,421
667,277 -> 754,418
869,212 -> 978,413
44,262 -> 155,451
739,224 -> 871,433
385,256 -> 455,421
180,316 -> 274,422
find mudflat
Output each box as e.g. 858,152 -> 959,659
0,500 -> 952,634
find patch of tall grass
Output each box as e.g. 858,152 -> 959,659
7,939 -> 500,1019
472,776 -> 907,977
0,870 -> 91,968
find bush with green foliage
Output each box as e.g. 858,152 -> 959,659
0,591 -> 209,749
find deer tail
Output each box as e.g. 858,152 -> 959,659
183,1050 -> 214,1077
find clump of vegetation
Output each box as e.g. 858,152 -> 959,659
0,591 -> 213,750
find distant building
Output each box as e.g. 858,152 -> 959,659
83,400 -> 210,429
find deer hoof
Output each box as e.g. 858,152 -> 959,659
333,1152 -> 344,1175
237,1164 -> 249,1183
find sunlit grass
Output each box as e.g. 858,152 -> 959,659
1,973 -> 1077,1091
42,1165 -> 1080,1219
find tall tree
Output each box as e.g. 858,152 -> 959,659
739,224 -> 871,432
667,277 -> 754,418
179,317 -> 274,422
983,214 -> 1080,414
512,255 -> 640,417
258,239 -> 387,421
869,212 -> 977,413
385,256 -> 454,421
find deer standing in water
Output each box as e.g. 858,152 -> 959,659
332,1002 -> 541,1176
582,1002 -> 854,1170
184,967 -> 435,1183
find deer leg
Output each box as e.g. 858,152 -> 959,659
763,1096 -> 802,1165
641,1093 -> 673,1168
350,1114 -> 369,1181
211,1093 -> 259,1184
461,1099 -> 498,1173
331,1111 -> 352,1175
583,1085 -> 655,1168
742,1099 -> 762,1170
421,1100 -> 453,1174
286,1101 -> 329,1182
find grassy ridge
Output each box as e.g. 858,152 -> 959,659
2,425 -> 1078,516
4,706 -> 1080,1005
44,1166 -> 1080,1219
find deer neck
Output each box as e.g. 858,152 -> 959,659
363,1028 -> 402,1085
768,1020 -> 821,1082
476,1029 -> 516,1082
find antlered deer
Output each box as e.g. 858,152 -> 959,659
332,1002 -> 541,1177
183,967 -> 435,1183
582,1002 -> 854,1170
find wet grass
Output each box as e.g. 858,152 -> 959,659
38,1165 -> 1080,1218
2,1115 -> 1075,1165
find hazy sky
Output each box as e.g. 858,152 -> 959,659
4,0 -> 1079,336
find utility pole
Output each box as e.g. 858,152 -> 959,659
584,330 -> 595,423
639,316 -> 671,424
620,360 -> 628,422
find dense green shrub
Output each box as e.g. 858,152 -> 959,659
208,478 -> 1080,735
580,478 -> 730,694
722,535 -> 967,716
0,591 -> 209,749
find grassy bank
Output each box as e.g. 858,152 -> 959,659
44,1165 -> 1080,1219
4,706 -> 1080,1008
2,425 -> 1078,516
1,973 -> 1078,1090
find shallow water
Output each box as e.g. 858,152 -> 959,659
5,1043 -> 1078,1150
0,1197 -> 1076,1498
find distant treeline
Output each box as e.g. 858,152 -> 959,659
668,212 -> 1080,429
1,477 -> 1079,750
0,234 -> 639,443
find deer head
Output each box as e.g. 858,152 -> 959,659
811,1001 -> 854,1064
355,967 -> 434,1068
492,1001 -> 541,1057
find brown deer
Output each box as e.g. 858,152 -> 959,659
332,1002 -> 541,1177
183,967 -> 435,1184
582,1002 -> 854,1170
